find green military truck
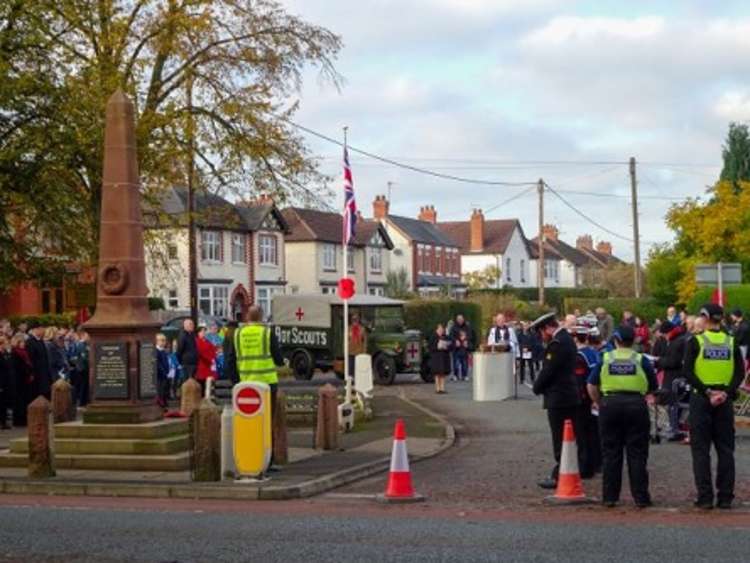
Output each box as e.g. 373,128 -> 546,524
271,294 -> 431,385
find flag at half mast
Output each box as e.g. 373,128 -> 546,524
343,146 -> 357,245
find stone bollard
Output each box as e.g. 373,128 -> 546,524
51,378 -> 75,423
181,378 -> 203,418
28,396 -> 55,478
191,399 -> 221,482
273,390 -> 288,465
315,384 -> 339,450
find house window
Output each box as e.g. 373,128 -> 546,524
368,287 -> 385,296
200,231 -> 221,262
520,259 -> 526,283
506,258 -> 512,282
322,243 -> 336,271
259,234 -> 278,266
417,245 -> 424,274
256,287 -> 283,320
436,247 -> 443,276
369,247 -> 382,273
321,286 -> 336,295
231,234 -> 246,264
167,244 -> 178,260
167,289 -> 179,309
544,259 -> 559,282
346,247 -> 355,273
198,285 -> 229,317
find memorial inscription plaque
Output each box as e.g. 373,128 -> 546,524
139,342 -> 157,399
94,342 -> 129,399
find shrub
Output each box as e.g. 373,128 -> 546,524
148,296 -> 166,311
687,285 -> 750,315
404,300 -> 482,338
563,297 -> 664,324
7,313 -> 77,329
466,293 -> 554,336
469,287 -> 608,311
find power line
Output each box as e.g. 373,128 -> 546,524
484,185 -> 537,215
544,182 -> 633,243
283,118 -> 538,187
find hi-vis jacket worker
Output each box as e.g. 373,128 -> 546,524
587,325 -> 658,509
684,303 -> 744,510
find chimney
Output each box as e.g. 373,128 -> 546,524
542,224 -> 558,242
373,195 -> 390,220
596,241 -> 612,255
576,235 -> 593,251
470,209 -> 484,252
418,204 -> 437,224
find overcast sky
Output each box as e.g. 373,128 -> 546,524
281,0 -> 750,260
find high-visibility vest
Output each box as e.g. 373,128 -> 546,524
600,348 -> 648,395
234,324 -> 278,384
694,331 -> 734,387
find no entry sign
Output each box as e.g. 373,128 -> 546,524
235,386 -> 263,417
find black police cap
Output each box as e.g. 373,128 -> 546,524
699,303 -> 724,322
529,312 -> 557,332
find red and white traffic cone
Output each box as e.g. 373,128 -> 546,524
546,419 -> 592,505
377,419 -> 424,503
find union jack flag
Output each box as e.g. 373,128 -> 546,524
342,146 -> 357,246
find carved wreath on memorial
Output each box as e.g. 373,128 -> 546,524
99,262 -> 129,295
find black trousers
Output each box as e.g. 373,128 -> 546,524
579,404 -> 602,477
599,395 -> 651,504
689,393 -> 735,504
547,407 -> 585,481
518,358 -> 535,383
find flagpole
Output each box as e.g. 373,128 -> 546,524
343,126 -> 352,406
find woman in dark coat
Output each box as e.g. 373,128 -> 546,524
0,334 -> 15,429
429,324 -> 452,394
10,334 -> 32,427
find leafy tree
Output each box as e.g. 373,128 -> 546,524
384,268 -> 414,300
464,265 -> 501,290
644,244 -> 682,306
720,122 -> 750,188
666,180 -> 750,301
0,0 -> 341,291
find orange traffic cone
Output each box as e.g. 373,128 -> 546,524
377,419 -> 424,504
546,419 -> 592,505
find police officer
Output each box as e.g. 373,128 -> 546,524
531,313 -> 583,489
587,325 -> 658,508
232,306 -> 284,467
684,304 -> 744,509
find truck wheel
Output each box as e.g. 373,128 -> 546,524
291,349 -> 314,381
420,363 -> 434,383
373,354 -> 397,386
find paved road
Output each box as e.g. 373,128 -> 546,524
2,375 -> 750,562
1,494 -> 750,562
343,376 -> 750,510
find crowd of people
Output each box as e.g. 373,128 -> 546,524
0,319 -> 90,429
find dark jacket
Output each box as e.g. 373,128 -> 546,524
26,335 -> 52,399
532,328 -> 581,409
657,328 -> 687,388
156,348 -> 170,381
176,330 -> 198,368
0,348 -> 16,409
449,321 -> 476,352
732,319 -> 750,349
46,341 -> 69,380
684,329 -> 745,399
428,333 -> 453,375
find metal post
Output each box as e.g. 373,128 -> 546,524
537,179 -> 545,306
186,72 -> 198,324
717,261 -> 724,307
343,127 -> 352,406
629,157 -> 642,298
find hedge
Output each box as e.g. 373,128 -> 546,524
563,297 -> 664,324
467,293 -> 554,336
469,287 -> 608,311
6,313 -> 77,328
404,300 -> 482,339
687,285 -> 750,315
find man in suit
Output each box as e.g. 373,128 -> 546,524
531,313 -> 584,489
25,321 -> 52,400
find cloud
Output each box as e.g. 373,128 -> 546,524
714,91 -> 750,121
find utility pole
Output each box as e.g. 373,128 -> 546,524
538,179 -> 545,306
387,181 -> 395,203
187,72 -> 198,324
629,157 -> 642,298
